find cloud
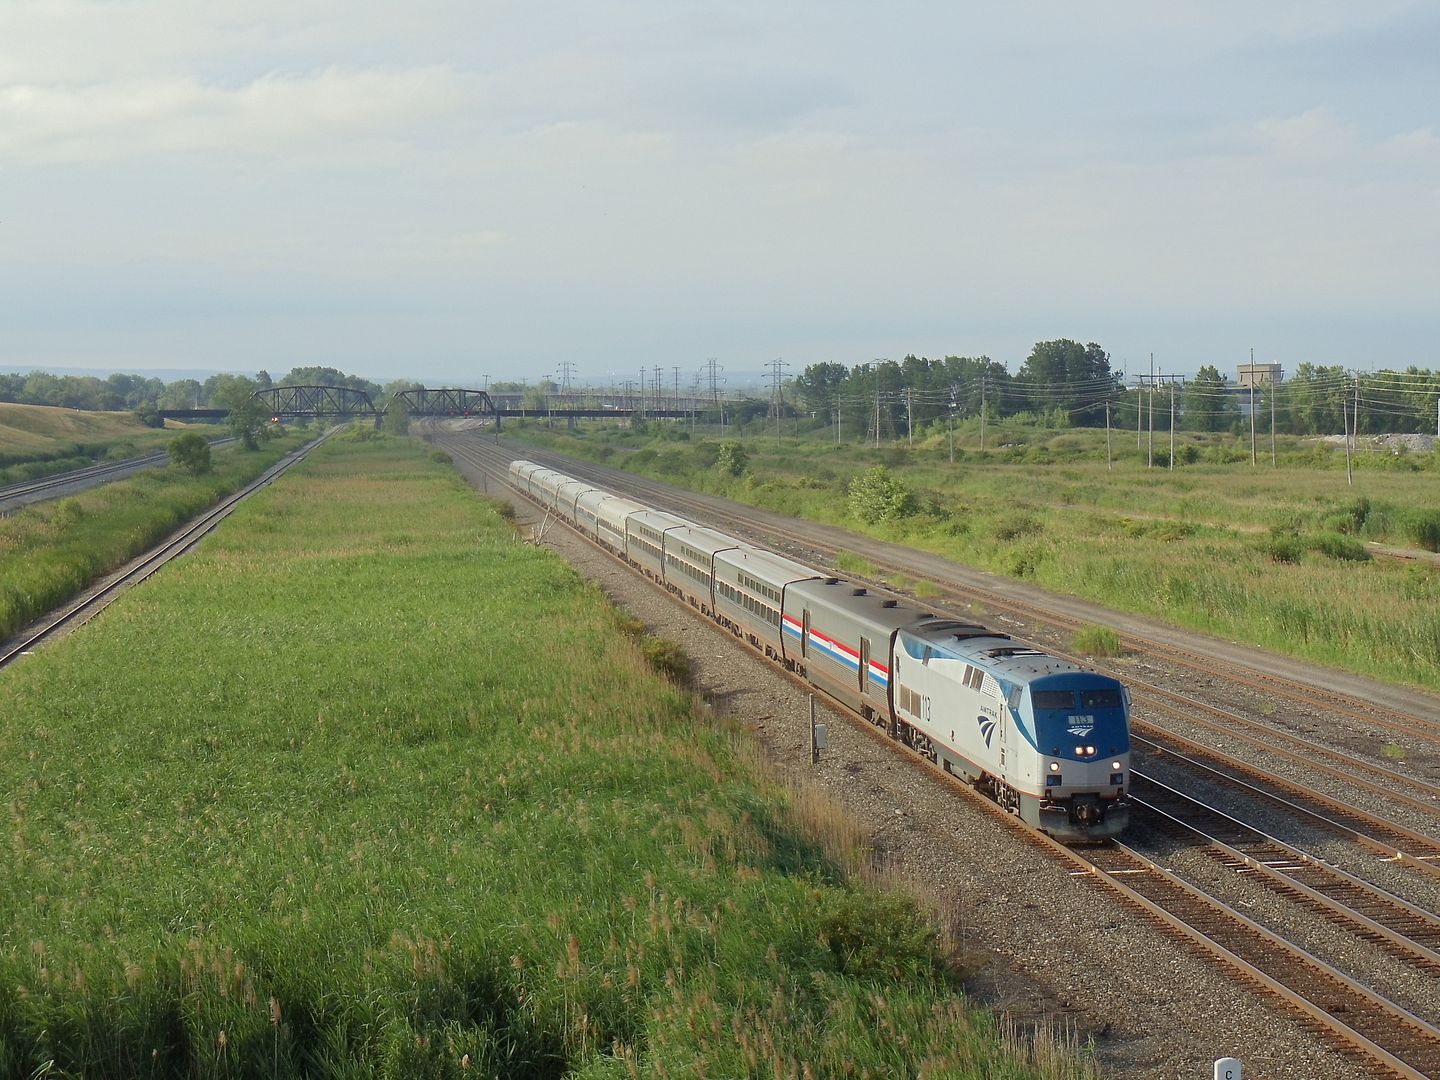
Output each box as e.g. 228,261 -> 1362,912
0,66 -> 469,164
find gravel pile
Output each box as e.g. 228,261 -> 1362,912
449,449 -> 1388,1080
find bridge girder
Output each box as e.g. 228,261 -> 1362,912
395,388 -> 497,421
255,385 -> 378,419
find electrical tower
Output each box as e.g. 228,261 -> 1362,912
768,358 -> 789,443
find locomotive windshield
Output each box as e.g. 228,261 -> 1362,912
1024,677 -> 1129,758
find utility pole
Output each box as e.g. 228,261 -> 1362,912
1148,353 -> 1154,467
1168,378 -> 1182,470
906,386 -> 913,447
835,392 -> 842,446
1105,399 -> 1112,471
1136,379 -> 1143,451
558,361 -> 575,396
948,386 -> 957,465
1135,366 -> 1183,468
1249,348 -> 1257,467
979,373 -> 987,452
1344,373 -> 1354,486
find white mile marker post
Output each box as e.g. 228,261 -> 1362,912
1213,1058 -> 1241,1080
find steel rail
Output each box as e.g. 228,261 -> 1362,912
457,437 -> 1440,1080
1130,775 -> 1440,972
1073,836 -> 1440,1080
1129,684 -> 1440,820
1135,733 -> 1440,881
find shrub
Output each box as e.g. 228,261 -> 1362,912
1322,496 -> 1371,535
428,451 -> 452,465
714,441 -> 749,477
847,466 -> 917,524
817,889 -> 942,981
993,513 -> 1043,541
1308,532 -> 1371,562
1002,548 -> 1040,578
641,636 -> 693,685
1260,534 -> 1305,564
50,498 -> 86,530
1071,625 -> 1124,657
166,432 -> 212,475
1403,509 -> 1440,553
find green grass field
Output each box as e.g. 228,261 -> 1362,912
0,434 -> 1096,1079
509,421 -> 1440,691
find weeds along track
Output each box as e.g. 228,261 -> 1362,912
0,432 -> 331,671
0,437 -> 237,515
449,436 -> 1440,1080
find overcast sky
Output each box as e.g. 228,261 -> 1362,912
2,1 -> 1437,387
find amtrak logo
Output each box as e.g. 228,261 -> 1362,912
1067,724 -> 1094,737
977,715 -> 997,747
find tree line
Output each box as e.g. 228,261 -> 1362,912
0,366 -> 383,413
787,342 -> 1440,438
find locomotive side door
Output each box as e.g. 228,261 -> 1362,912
997,687 -> 1010,783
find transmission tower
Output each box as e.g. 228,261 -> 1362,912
768,358 -> 789,443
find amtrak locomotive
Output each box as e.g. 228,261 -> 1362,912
509,459 -> 1131,841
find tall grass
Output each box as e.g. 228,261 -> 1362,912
0,438 -> 1097,1079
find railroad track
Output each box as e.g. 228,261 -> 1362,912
1128,774 -> 1440,978
443,435 -> 1440,1078
0,437 -> 237,515
0,434 -> 328,671
1065,831 -> 1440,1080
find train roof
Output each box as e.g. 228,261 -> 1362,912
786,576 -> 934,634
902,621 -> 1096,683
629,509 -> 693,533
664,523 -> 738,556
595,495 -> 649,527
714,544 -> 824,588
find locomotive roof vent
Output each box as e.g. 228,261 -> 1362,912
880,599 -> 898,608
851,587 -> 867,596
825,577 -> 840,585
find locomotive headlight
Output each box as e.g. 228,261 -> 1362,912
1111,761 -> 1122,772
1048,761 -> 1061,772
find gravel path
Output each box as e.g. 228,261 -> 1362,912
447,447 -> 1387,1080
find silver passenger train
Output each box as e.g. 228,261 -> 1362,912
509,459 -> 1131,841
